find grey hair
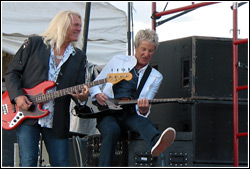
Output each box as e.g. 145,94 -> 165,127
134,29 -> 159,49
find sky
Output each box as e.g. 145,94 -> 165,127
110,1 -> 249,42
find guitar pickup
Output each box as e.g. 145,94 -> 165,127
2,104 -> 8,115
9,112 -> 24,128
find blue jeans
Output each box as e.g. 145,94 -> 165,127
16,123 -> 69,167
97,109 -> 160,166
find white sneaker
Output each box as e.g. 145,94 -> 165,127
151,127 -> 176,157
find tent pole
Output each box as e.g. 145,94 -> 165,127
127,2 -> 131,56
82,2 -> 91,54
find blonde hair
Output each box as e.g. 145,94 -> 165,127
134,29 -> 159,49
41,10 -> 82,53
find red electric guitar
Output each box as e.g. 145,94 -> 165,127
2,73 -> 132,130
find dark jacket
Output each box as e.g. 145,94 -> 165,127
5,36 -> 87,138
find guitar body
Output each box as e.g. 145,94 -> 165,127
78,101 -> 115,118
78,103 -> 122,118
2,81 -> 55,130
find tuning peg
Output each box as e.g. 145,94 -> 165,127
121,68 -> 125,72
111,68 -> 113,73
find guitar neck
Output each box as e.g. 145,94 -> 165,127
36,78 -> 107,103
118,98 -> 184,105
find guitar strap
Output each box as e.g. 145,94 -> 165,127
134,65 -> 152,99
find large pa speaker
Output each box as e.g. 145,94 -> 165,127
149,36 -> 248,166
150,36 -> 248,99
193,103 -> 248,164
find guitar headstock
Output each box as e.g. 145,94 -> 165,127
106,73 -> 133,84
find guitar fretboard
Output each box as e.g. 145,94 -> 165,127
35,79 -> 107,103
118,98 -> 185,105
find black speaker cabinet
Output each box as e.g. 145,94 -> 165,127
127,132 -> 193,167
163,132 -> 193,167
84,134 -> 128,167
150,36 -> 248,99
127,132 -> 159,167
149,36 -> 248,166
193,102 -> 248,164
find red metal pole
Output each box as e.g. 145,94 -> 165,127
155,2 -> 218,18
234,38 -> 248,45
237,85 -> 248,91
232,2 -> 239,167
237,132 -> 248,138
152,2 -> 156,31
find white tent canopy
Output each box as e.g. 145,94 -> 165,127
2,2 -> 127,65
